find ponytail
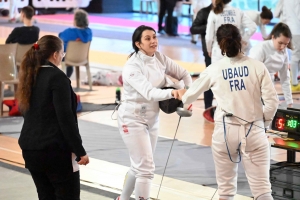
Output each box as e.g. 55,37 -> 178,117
260,6 -> 273,20
213,0 -> 231,14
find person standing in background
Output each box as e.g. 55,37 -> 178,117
205,0 -> 256,63
190,0 -> 211,44
190,3 -> 214,111
8,0 -> 20,23
158,0 -> 177,35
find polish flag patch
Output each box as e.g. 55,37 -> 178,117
122,125 -> 129,134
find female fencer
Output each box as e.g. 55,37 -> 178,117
243,6 -> 273,54
206,0 -> 257,63
179,24 -> 278,200
249,22 -> 293,106
116,25 -> 192,200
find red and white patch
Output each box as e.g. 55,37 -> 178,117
122,125 -> 129,134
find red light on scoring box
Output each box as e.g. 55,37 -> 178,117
276,118 -> 285,130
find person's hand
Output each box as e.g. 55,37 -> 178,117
177,89 -> 187,100
78,155 -> 89,166
172,90 -> 179,99
208,52 -> 211,57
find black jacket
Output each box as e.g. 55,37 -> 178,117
5,26 -> 40,44
18,61 -> 86,158
190,4 -> 212,37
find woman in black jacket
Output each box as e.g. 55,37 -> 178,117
16,35 -> 89,200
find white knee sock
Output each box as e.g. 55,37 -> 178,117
256,193 -> 273,200
134,178 -> 151,200
120,170 -> 136,200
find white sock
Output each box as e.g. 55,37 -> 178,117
256,193 -> 273,200
120,170 -> 136,200
134,178 -> 151,200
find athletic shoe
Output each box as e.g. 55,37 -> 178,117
291,84 -> 300,92
191,40 -> 197,44
203,106 -> 216,123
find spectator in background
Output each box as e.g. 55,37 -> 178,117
190,0 -> 211,44
190,3 -> 213,110
6,6 -> 39,44
59,9 -> 92,78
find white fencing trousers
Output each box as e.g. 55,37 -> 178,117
9,0 -> 19,19
290,35 -> 300,85
118,103 -> 159,200
212,121 -> 272,200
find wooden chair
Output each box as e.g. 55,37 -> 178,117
0,54 -> 18,116
15,43 -> 33,68
61,41 -> 92,91
140,0 -> 155,14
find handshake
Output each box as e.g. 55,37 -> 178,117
171,88 -> 187,100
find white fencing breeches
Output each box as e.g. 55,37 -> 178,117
290,35 -> 300,85
212,121 -> 272,200
9,0 -> 18,19
118,103 -> 159,200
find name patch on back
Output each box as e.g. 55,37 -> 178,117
222,66 -> 248,91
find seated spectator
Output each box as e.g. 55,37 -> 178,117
59,9 -> 92,78
5,6 -> 39,44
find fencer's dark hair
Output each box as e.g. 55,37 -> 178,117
213,0 -> 232,14
128,25 -> 156,58
21,6 -> 34,20
16,35 -> 63,112
260,6 -> 273,20
74,9 -> 89,28
217,24 -> 241,57
267,22 -> 293,49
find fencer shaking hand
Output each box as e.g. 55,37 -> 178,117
172,89 -> 186,99
177,89 -> 187,101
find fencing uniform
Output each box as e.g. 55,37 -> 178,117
249,40 -> 293,105
118,51 -> 192,200
243,10 -> 268,55
182,54 -> 278,200
205,4 -> 256,63
281,0 -> 300,86
274,0 -> 286,23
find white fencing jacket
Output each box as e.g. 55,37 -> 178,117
249,40 -> 292,105
122,51 -> 192,104
274,0 -> 286,23
282,0 -> 300,35
244,10 -> 268,39
205,4 -> 257,53
182,54 -> 278,127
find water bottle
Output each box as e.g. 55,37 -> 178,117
115,87 -> 121,104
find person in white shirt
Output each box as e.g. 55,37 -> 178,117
274,0 -> 286,23
243,6 -> 273,54
205,0 -> 256,63
249,22 -> 293,106
280,0 -> 300,91
179,24 -> 278,200
115,25 -> 192,200
191,0 -> 211,44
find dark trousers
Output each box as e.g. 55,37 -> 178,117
201,35 -> 213,109
158,0 -> 176,34
29,170 -> 80,200
66,66 -> 74,78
